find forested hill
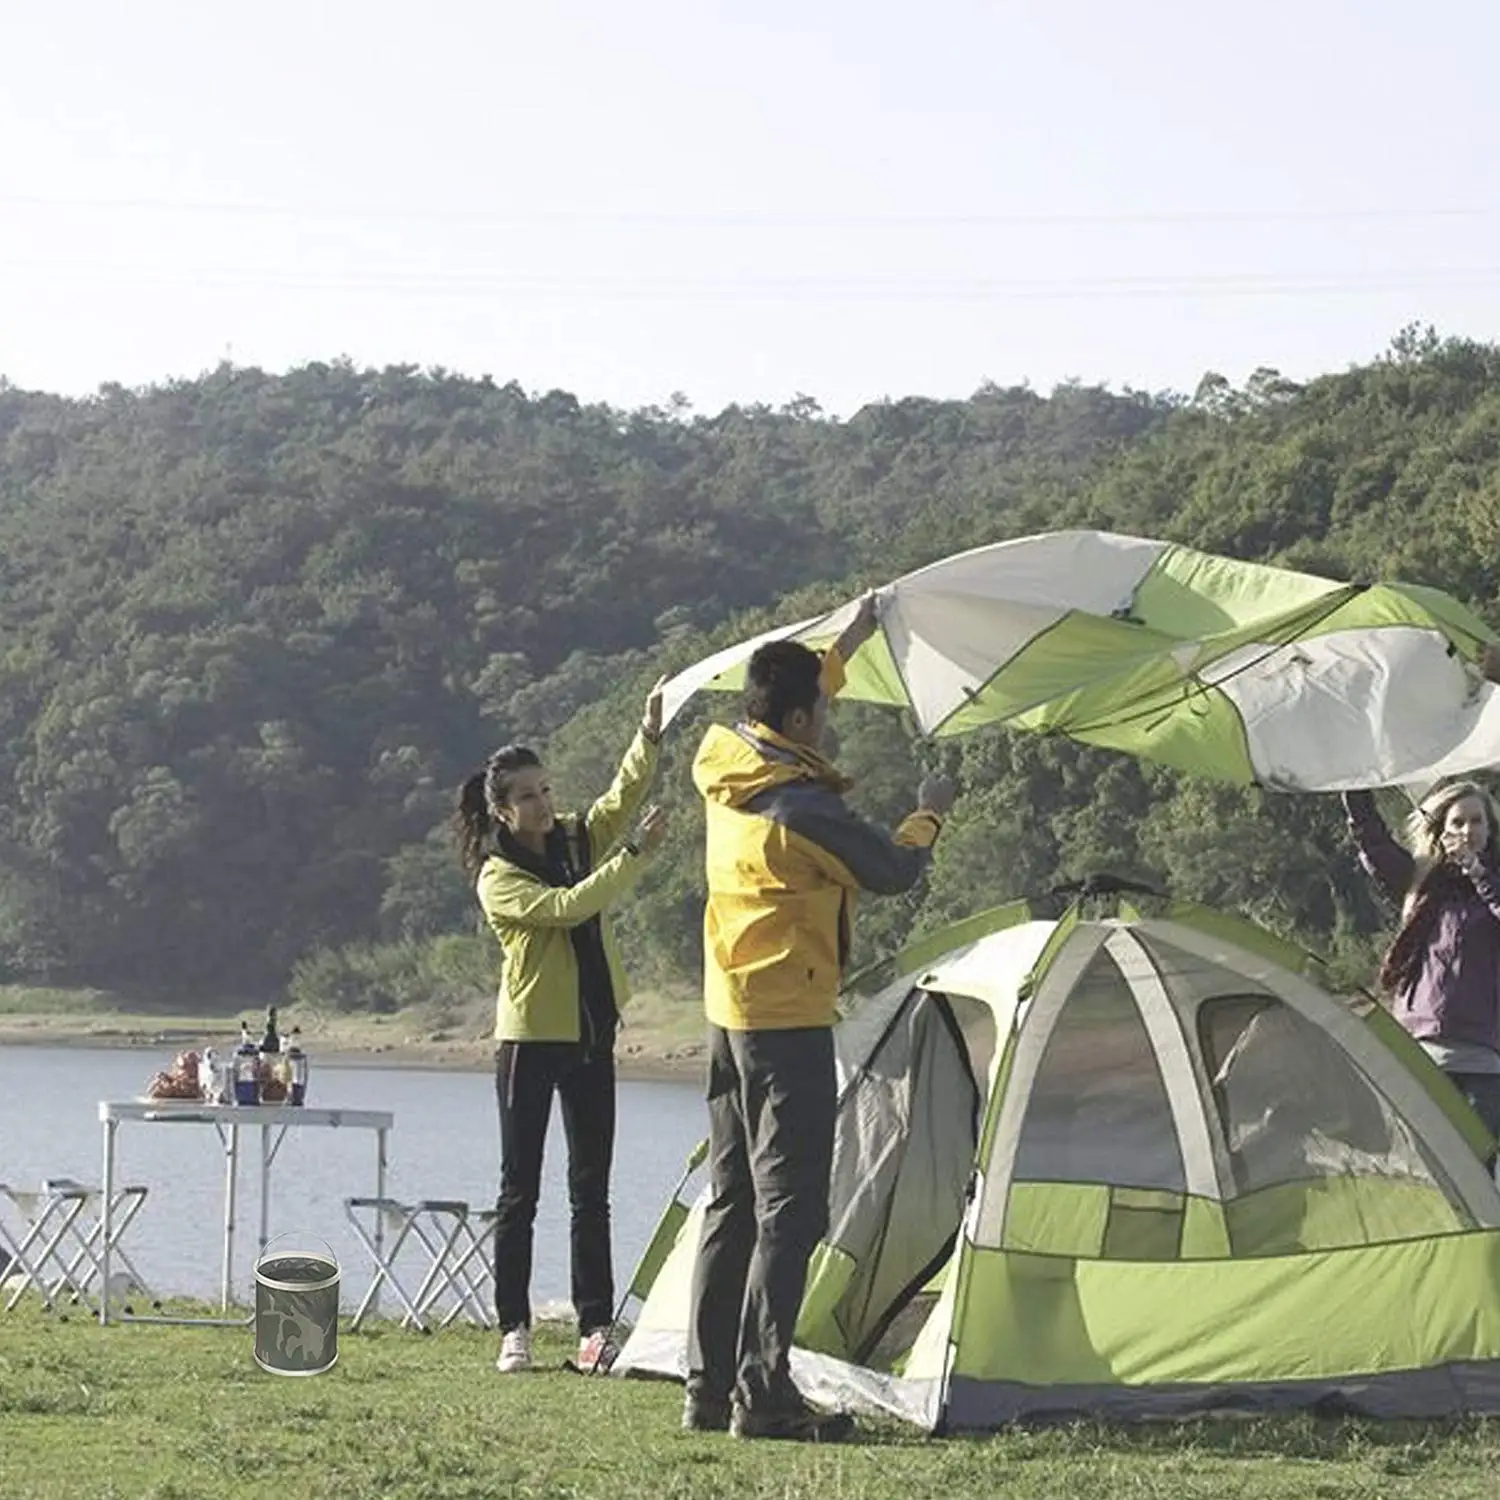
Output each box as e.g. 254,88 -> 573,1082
2,326 -> 1498,1009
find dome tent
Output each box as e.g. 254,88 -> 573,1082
611,884 -> 1500,1431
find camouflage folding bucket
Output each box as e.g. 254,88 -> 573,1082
254,1238 -> 339,1376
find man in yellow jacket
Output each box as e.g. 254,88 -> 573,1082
684,595 -> 954,1441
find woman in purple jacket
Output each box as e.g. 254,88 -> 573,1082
1344,780 -> 1500,1145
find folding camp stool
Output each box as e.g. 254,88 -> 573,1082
423,1205 -> 498,1331
0,1179 -> 154,1313
345,1197 -> 495,1332
0,1185 -> 48,1302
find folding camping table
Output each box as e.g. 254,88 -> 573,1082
96,1100 -> 394,1326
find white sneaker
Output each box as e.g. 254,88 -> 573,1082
496,1325 -> 532,1373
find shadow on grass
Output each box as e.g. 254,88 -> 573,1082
616,1353 -> 1499,1466
915,1411 -> 1500,1468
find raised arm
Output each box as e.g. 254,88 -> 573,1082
802,798 -> 939,895
585,676 -> 664,853
1342,790 -> 1413,906
478,848 -> 646,930
1453,847 -> 1500,928
819,592 -> 879,702
753,774 -> 948,897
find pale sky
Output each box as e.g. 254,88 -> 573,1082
3,0 -> 1498,414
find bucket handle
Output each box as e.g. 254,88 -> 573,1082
255,1231 -> 338,1271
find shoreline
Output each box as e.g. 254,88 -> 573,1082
0,1019 -> 707,1084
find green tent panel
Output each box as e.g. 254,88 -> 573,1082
613,898 -> 1500,1430
659,530 -> 1500,792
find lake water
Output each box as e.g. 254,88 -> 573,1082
0,1046 -> 705,1320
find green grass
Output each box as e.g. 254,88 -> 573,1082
0,986 -> 116,1017
2,1304 -> 1499,1499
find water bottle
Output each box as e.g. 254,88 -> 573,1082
259,1006 -> 289,1103
198,1047 -> 218,1103
234,1020 -> 261,1106
287,1027 -> 309,1107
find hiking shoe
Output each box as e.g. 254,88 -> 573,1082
730,1396 -> 854,1443
682,1393 -> 732,1432
495,1325 -> 532,1374
576,1328 -> 619,1375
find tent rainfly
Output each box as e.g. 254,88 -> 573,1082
658,528 -> 1500,792
612,893 -> 1500,1429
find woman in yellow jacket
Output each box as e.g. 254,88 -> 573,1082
453,678 -> 669,1376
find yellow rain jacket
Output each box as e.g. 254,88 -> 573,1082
477,729 -> 658,1043
693,651 -> 942,1031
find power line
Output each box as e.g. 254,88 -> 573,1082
4,260 -> 1500,303
4,193 -> 1500,231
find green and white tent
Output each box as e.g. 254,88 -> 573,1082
613,895 -> 1500,1429
659,529 -> 1500,790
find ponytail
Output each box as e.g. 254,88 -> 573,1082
453,771 -> 493,878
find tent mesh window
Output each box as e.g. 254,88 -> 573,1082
1013,946 -> 1186,1193
1200,995 -> 1451,1195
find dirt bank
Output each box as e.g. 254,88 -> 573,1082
0,1006 -> 707,1083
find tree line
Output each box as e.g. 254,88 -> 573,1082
1,324 -> 1496,1014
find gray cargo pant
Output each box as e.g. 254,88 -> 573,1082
1449,1072 -> 1500,1169
685,1023 -> 836,1412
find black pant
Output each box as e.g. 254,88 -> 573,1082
493,1041 -> 615,1335
685,1024 -> 836,1412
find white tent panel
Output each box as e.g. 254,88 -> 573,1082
913,920 -> 1054,1019
1104,929 -> 1221,1199
1207,626 -> 1500,791
894,529 -> 1167,614
879,593 -> 1064,728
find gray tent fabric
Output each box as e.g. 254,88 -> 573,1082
817,990 -> 980,1364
